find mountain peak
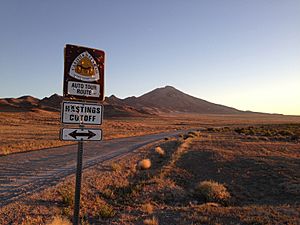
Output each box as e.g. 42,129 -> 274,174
154,85 -> 177,92
39,93 -> 63,111
124,86 -> 241,114
163,85 -> 176,89
17,95 -> 39,100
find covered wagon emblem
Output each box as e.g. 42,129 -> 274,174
69,51 -> 100,82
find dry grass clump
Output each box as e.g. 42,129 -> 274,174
188,131 -> 201,137
102,188 -> 115,199
141,203 -> 154,214
195,180 -> 230,203
155,146 -> 165,157
143,216 -> 159,225
110,162 -> 122,172
2,149 -> 10,155
234,124 -> 300,142
46,216 -> 72,225
96,203 -> 116,218
182,131 -> 201,140
57,185 -> 74,207
138,159 -> 152,170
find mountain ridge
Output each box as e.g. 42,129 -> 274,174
0,86 -> 254,116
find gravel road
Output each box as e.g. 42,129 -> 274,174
0,131 -> 182,207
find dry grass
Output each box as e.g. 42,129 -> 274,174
195,180 -> 230,203
154,146 -> 165,157
138,159 -> 152,170
94,203 -> 115,219
1,128 -> 300,224
46,216 -> 72,225
1,110 -> 300,156
1,115 -> 300,224
57,185 -> 74,207
110,162 -> 122,172
0,111 -> 69,155
143,216 -> 159,225
141,203 -> 154,214
0,111 -> 201,155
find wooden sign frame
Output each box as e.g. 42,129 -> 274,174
63,44 -> 105,102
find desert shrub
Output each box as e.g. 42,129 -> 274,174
223,126 -> 230,131
96,204 -> 115,218
188,131 -> 201,137
263,130 -> 273,136
278,130 -> 294,136
141,203 -> 154,214
90,196 -> 115,219
102,188 -> 115,199
2,149 -> 10,155
234,125 -> 300,143
235,127 -> 254,135
138,159 -> 152,170
46,216 -> 72,225
195,180 -> 230,203
143,216 -> 159,225
248,128 -> 255,135
21,216 -> 44,225
180,131 -> 201,140
155,146 -> 165,157
207,127 -> 229,132
58,185 -> 74,206
61,207 -> 72,218
110,162 -> 122,172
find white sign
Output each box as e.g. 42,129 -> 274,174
68,81 -> 100,98
61,128 -> 102,141
61,101 -> 103,125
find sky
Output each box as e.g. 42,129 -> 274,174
0,0 -> 299,115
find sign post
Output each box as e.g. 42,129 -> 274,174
60,44 -> 105,225
73,138 -> 83,225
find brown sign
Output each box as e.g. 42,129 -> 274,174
63,44 -> 105,102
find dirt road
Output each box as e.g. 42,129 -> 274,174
0,131 -> 183,207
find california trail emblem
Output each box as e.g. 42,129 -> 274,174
69,51 -> 100,82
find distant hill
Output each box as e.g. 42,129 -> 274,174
0,85 -> 245,116
123,86 -> 241,114
0,96 -> 39,112
39,94 -> 63,111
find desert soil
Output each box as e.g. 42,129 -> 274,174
1,110 -> 300,156
0,125 -> 299,225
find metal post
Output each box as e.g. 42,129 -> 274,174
73,140 -> 83,225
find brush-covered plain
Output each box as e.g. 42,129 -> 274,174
0,124 -> 299,224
